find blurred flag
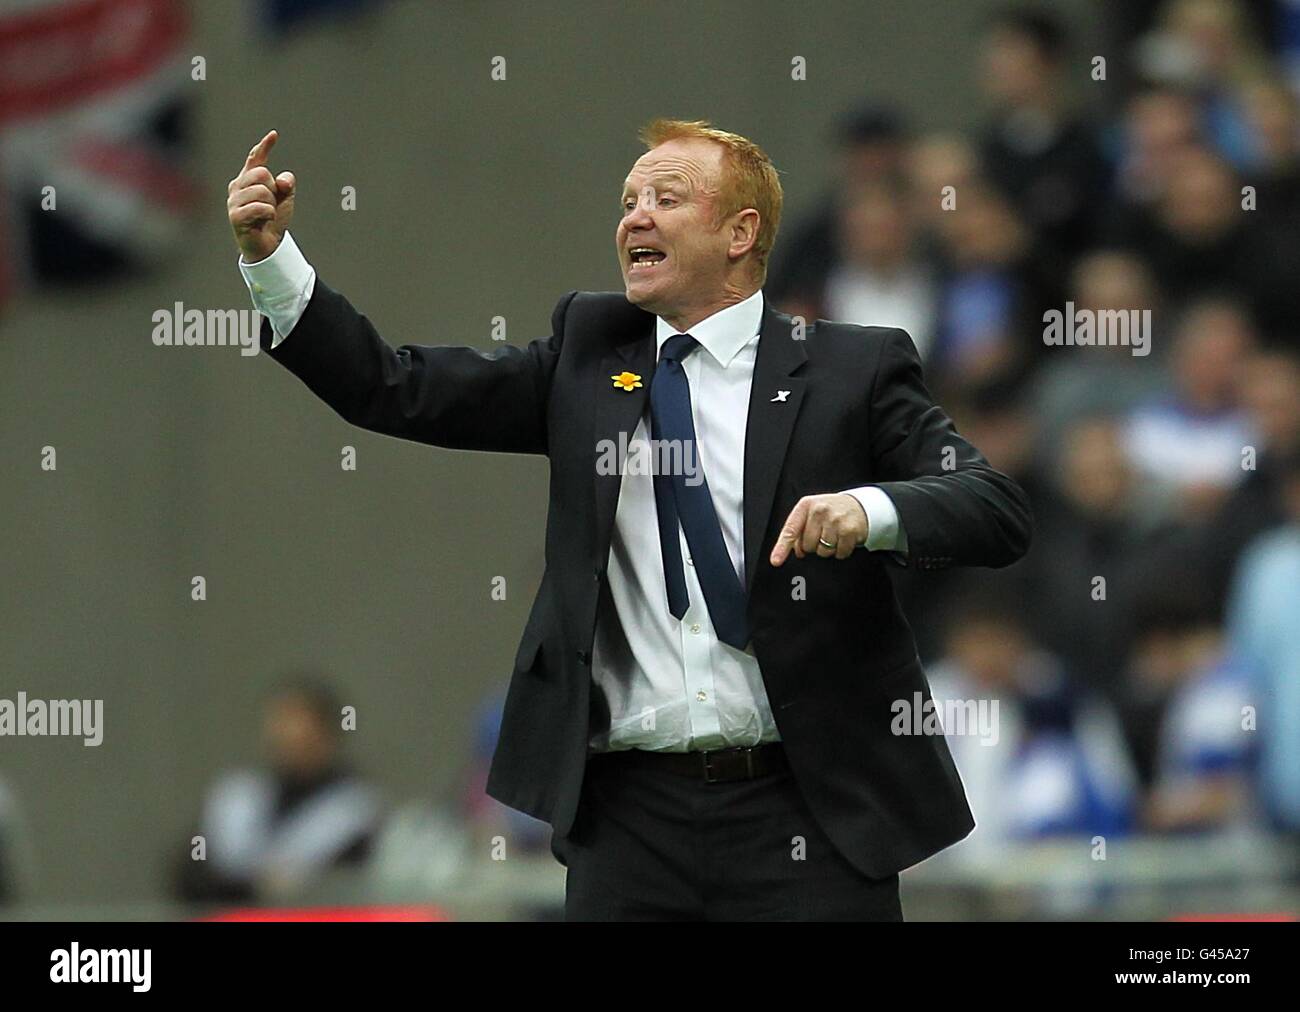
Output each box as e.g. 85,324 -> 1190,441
0,0 -> 196,308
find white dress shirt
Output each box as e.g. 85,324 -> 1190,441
240,233 -> 908,753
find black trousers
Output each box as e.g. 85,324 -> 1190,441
550,750 -> 902,921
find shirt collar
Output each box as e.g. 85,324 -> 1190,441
654,288 -> 764,369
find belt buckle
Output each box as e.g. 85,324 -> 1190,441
701,750 -> 720,783
701,747 -> 757,782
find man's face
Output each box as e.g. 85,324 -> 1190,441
264,695 -> 334,779
616,137 -> 735,318
1062,423 -> 1130,517
950,621 -> 1024,690
980,29 -> 1049,106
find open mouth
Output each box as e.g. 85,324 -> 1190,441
628,247 -> 668,272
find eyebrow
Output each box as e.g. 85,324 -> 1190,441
620,172 -> 691,198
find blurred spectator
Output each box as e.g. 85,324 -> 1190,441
1133,0 -> 1271,168
1241,75 -> 1300,207
1200,349 -> 1300,607
176,676 -> 381,904
820,181 -> 939,358
766,104 -> 910,318
977,5 -> 1109,259
928,596 -> 1137,857
1237,75 -> 1300,336
928,179 -> 1060,392
1029,418 -> 1181,697
1122,297 -> 1257,519
905,132 -> 981,236
366,801 -> 471,900
1228,450 -> 1300,834
1123,583 -> 1257,833
1108,142 -> 1300,332
1110,85 -> 1204,209
1029,250 -> 1170,464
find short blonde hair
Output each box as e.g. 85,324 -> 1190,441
638,118 -> 783,279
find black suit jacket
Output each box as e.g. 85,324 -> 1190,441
262,280 -> 1032,878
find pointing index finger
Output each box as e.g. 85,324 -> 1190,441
770,499 -> 807,566
243,130 -> 278,171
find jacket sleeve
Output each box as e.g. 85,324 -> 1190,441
868,328 -> 1033,569
262,279 -> 575,456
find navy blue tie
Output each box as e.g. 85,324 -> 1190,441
649,333 -> 750,649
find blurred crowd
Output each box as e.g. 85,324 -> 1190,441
767,1 -> 1300,858
169,678 -> 550,913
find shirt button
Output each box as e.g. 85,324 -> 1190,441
252,283 -> 264,293
685,555 -> 694,566
689,623 -> 701,634
696,690 -> 707,702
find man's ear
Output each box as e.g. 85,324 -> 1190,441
728,208 -> 760,261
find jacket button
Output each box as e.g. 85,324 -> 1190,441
576,650 -> 591,665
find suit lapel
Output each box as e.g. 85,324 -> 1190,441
742,303 -> 807,593
593,319 -> 656,572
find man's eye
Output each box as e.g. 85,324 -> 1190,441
620,194 -> 674,212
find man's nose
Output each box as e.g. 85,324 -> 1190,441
621,202 -> 654,230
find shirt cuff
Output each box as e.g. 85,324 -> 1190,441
238,230 -> 316,348
843,485 -> 909,553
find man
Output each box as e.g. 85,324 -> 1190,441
177,677 -> 381,903
977,5 -> 1106,261
1229,449 -> 1300,839
226,119 -> 1032,920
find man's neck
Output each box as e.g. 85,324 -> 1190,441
660,283 -> 762,334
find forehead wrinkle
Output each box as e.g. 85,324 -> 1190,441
622,167 -> 693,197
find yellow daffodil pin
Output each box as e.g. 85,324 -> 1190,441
611,371 -> 643,392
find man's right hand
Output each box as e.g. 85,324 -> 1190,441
228,130 -> 295,263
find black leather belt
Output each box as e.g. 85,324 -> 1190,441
593,743 -> 788,783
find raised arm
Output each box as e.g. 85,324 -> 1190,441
228,131 -> 567,455
263,278 -> 570,454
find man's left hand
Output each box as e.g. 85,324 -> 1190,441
770,493 -> 867,565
